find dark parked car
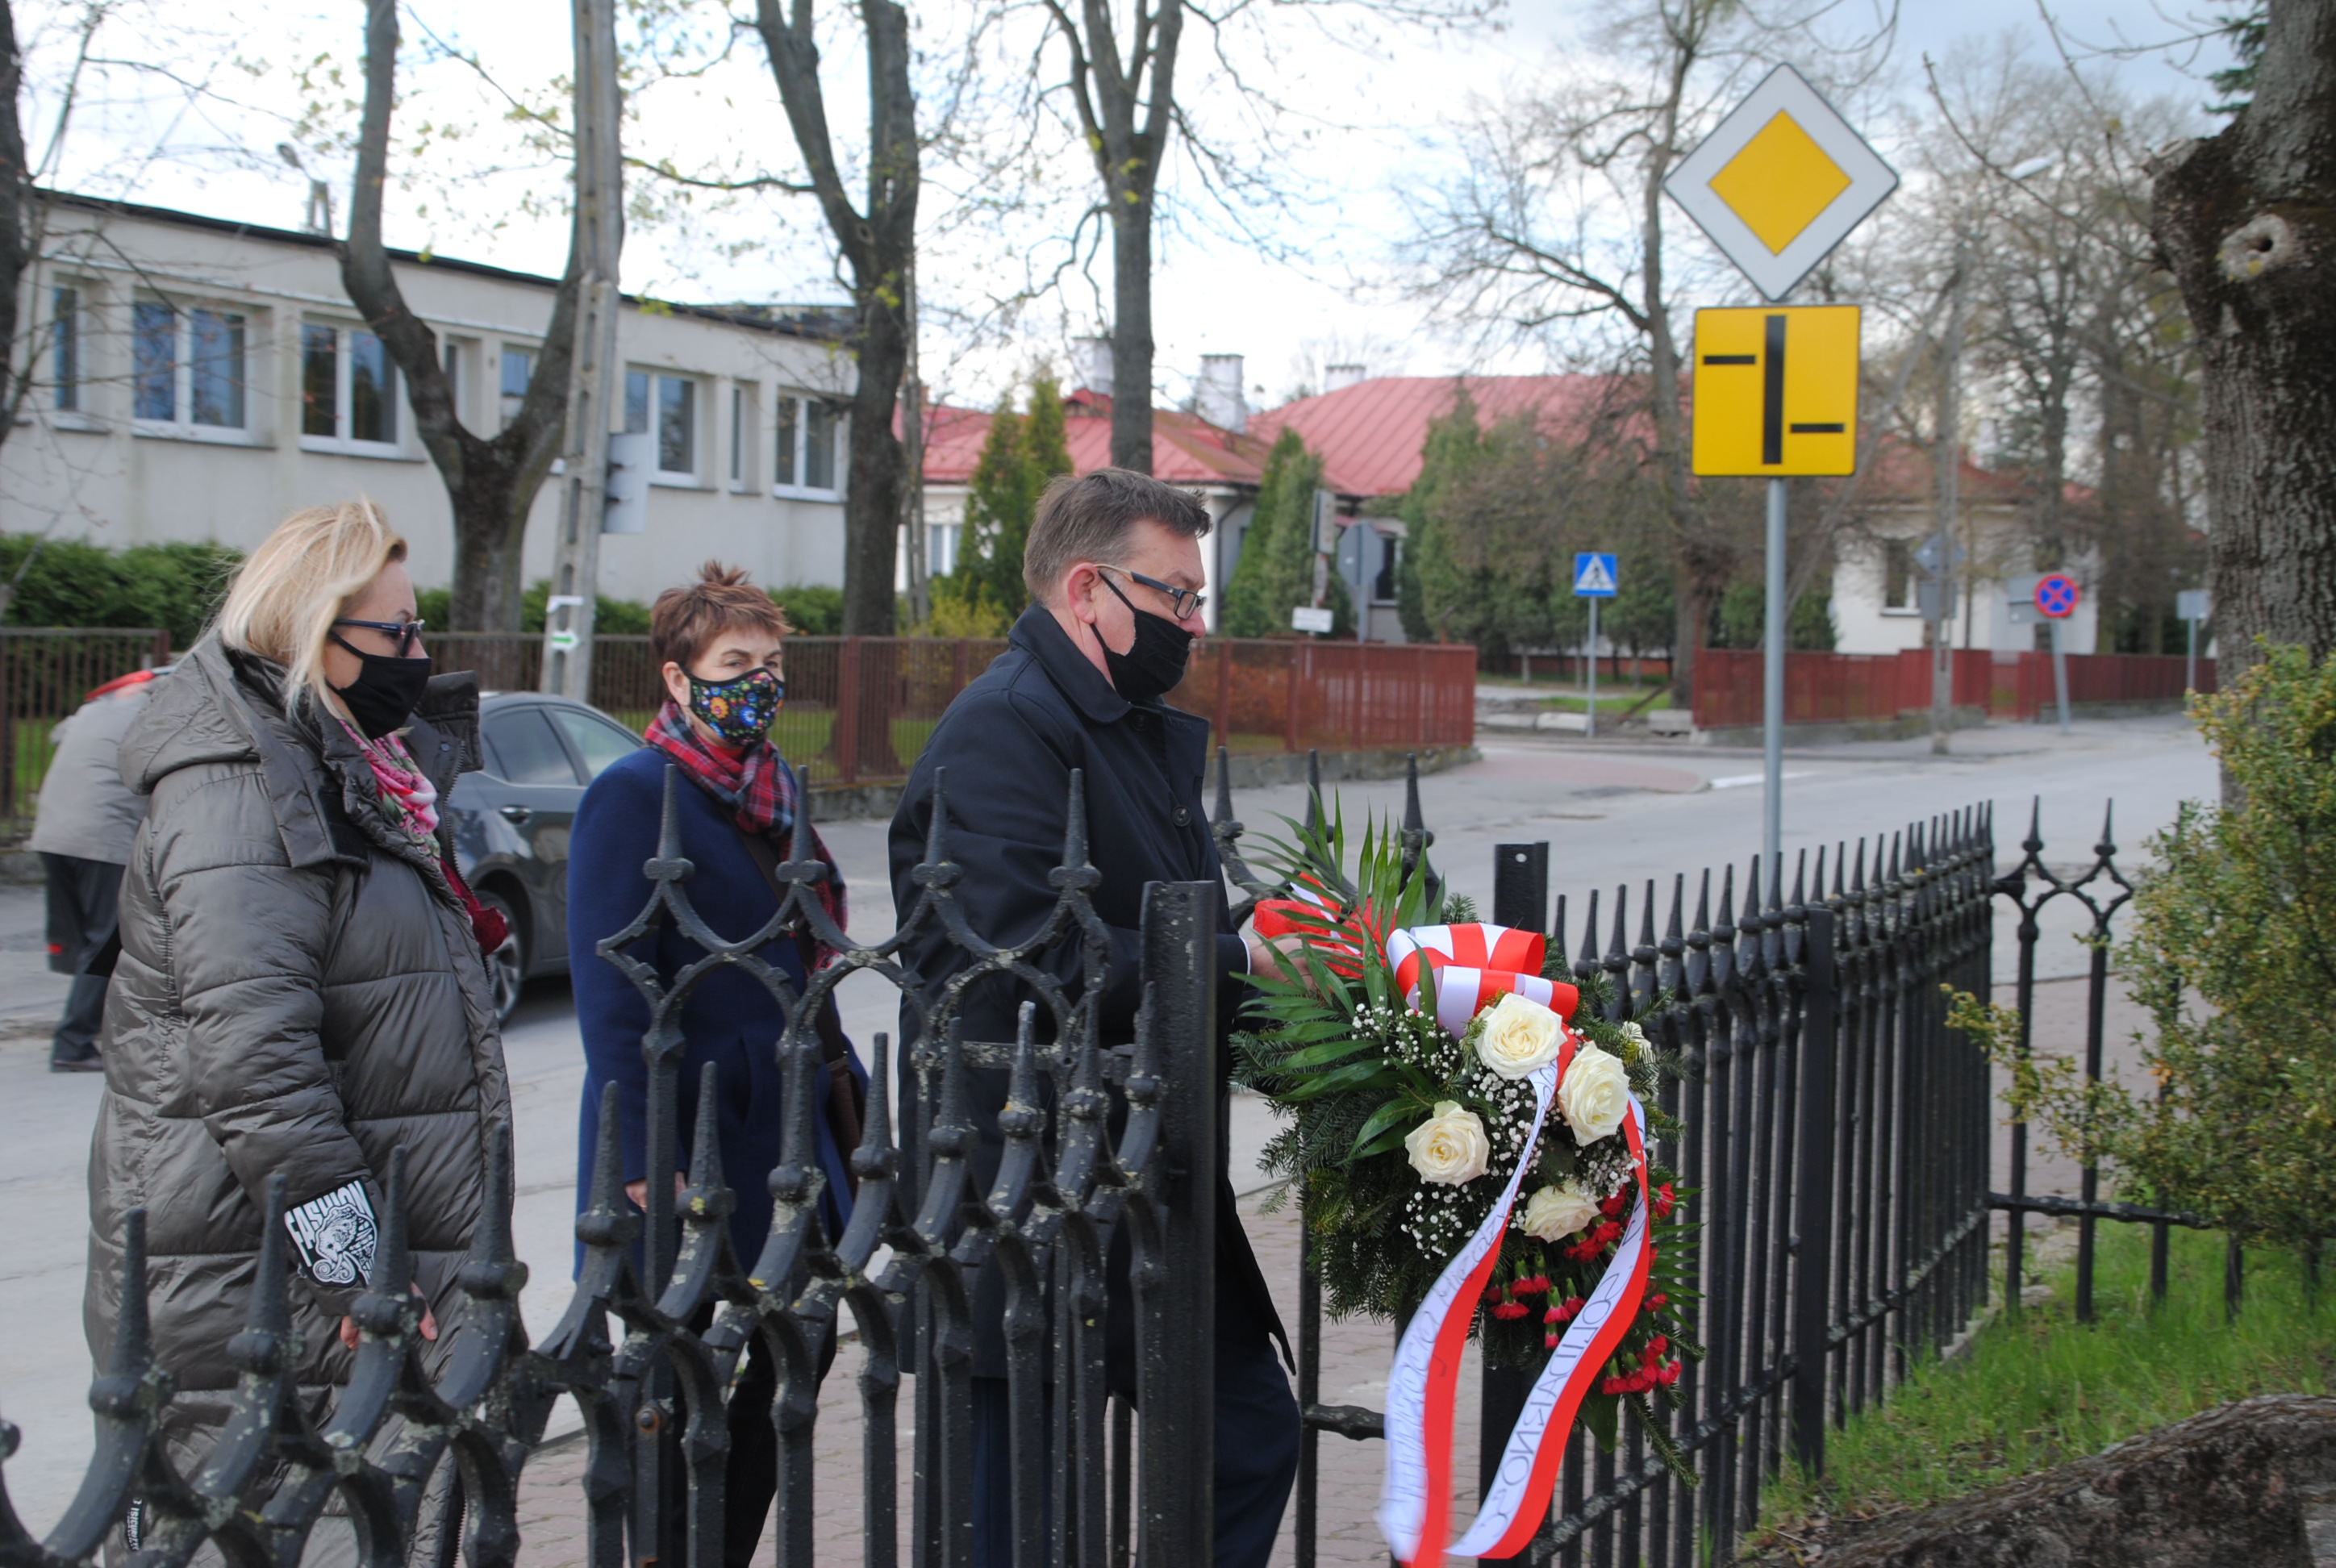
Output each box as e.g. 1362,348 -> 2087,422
445,691 -> 644,1020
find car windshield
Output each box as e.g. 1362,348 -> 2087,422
553,707 -> 640,781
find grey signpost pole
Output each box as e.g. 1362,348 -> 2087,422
1764,477 -> 1785,878
1586,596 -> 1600,740
540,0 -> 623,700
2051,618 -> 2073,735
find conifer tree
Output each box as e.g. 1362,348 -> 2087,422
1223,429 -> 1353,636
935,377 -> 1074,631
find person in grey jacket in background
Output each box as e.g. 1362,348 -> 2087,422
28,668 -> 160,1072
86,501 -> 511,1564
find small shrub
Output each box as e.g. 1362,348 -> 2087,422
1950,643 -> 2336,1249
770,582 -> 845,636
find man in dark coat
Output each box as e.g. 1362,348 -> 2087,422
889,468 -> 1299,1568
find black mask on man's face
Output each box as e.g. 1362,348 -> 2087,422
328,634 -> 433,740
1092,571 -> 1195,702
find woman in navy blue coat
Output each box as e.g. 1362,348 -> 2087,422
568,561 -> 861,1567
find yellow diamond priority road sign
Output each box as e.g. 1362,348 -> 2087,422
1692,305 -> 1859,477
1665,65 -> 1897,302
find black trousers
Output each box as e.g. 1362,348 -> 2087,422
40,853 -> 121,1065
969,1324 -> 1301,1568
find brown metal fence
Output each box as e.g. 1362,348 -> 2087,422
2,630 -> 1480,815
1,628 -> 173,826
444,632 -> 1479,786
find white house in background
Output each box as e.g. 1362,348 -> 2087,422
1826,441 -> 2100,656
5,191 -> 857,598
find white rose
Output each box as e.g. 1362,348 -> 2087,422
1558,1043 -> 1631,1145
1404,1100 -> 1491,1185
1520,1180 -> 1600,1242
1475,991 -> 1564,1080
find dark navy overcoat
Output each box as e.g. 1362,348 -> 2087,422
569,744 -> 863,1272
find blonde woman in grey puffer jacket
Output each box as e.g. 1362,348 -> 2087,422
85,503 -> 510,1559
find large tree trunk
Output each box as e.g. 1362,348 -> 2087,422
2150,0 -> 2336,689
343,0 -> 576,631
759,0 -> 919,637
1110,180 -> 1154,473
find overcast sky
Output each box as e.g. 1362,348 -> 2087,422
34,0 -> 2238,412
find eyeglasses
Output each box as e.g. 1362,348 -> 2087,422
333,616 -> 428,657
1099,565 -> 1207,622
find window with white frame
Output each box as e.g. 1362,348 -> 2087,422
1883,538 -> 1917,611
728,384 -> 754,488
499,346 -> 534,427
301,322 -> 401,452
51,286 -> 81,413
132,298 -> 251,437
773,391 -> 842,497
625,369 -> 698,480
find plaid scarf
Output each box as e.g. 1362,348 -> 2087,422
645,700 -> 848,946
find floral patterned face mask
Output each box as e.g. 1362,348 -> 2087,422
685,666 -> 783,745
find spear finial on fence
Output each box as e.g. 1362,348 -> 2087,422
1887,832 -> 1902,884
1213,744 -> 1237,827
1717,862 -> 1737,936
1575,887 -> 1601,979
2096,799 -> 2117,858
1850,837 -> 1867,895
1552,893 -> 1568,964
2025,794 -> 2044,856
576,1082 -> 642,1252
853,1032 -> 896,1184
459,1121 -> 526,1304
1792,849 -> 1808,912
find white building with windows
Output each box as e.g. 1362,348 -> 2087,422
9,193 -> 856,601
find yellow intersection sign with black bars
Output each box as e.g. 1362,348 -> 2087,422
1691,305 -> 1859,477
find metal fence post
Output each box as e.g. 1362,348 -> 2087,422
836,635 -> 863,786
1137,880 -> 1218,1562
1478,842 -> 1551,1565
1791,905 -> 1838,1474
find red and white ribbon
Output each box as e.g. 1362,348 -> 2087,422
1384,923 -> 1579,1035
1368,924 -> 1651,1568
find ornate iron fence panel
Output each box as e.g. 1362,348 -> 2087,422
0,763 -> 1222,1568
1213,765 -> 1999,1568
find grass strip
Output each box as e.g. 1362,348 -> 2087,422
1753,1220 -> 2336,1544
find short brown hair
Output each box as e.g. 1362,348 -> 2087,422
1022,469 -> 1212,603
651,561 -> 792,670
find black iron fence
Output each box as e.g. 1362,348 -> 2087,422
0,743 -> 2235,1568
0,764 -> 1224,1568
1210,773 -> 2000,1568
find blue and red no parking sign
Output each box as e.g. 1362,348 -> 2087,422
2034,573 -> 2080,619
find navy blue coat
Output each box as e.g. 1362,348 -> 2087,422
888,606 -> 1287,1386
569,745 -> 861,1271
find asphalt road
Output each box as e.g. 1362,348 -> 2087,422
0,711 -> 2213,1531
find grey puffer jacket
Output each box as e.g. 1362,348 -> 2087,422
84,632 -> 511,1459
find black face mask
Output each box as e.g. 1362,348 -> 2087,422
1093,573 -> 1195,703
328,634 -> 432,740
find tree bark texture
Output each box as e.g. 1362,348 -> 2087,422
758,0 -> 919,636
343,0 -> 580,632
0,0 -> 31,453
1048,0 -> 1184,474
2150,0 -> 2336,683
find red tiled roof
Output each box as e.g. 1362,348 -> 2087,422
1247,375 -> 1637,498
916,390 -> 1273,490
1841,436 -> 2090,510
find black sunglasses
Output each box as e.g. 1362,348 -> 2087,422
333,616 -> 428,657
1100,564 -> 1207,622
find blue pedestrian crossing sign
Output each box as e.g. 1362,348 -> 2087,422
1573,553 -> 1619,598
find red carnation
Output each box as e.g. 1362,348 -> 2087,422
1654,1183 -> 1676,1220
1646,1335 -> 1668,1358
1657,1361 -> 1682,1387
1600,1193 -> 1628,1220
1492,1301 -> 1530,1320
1648,1293 -> 1668,1308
